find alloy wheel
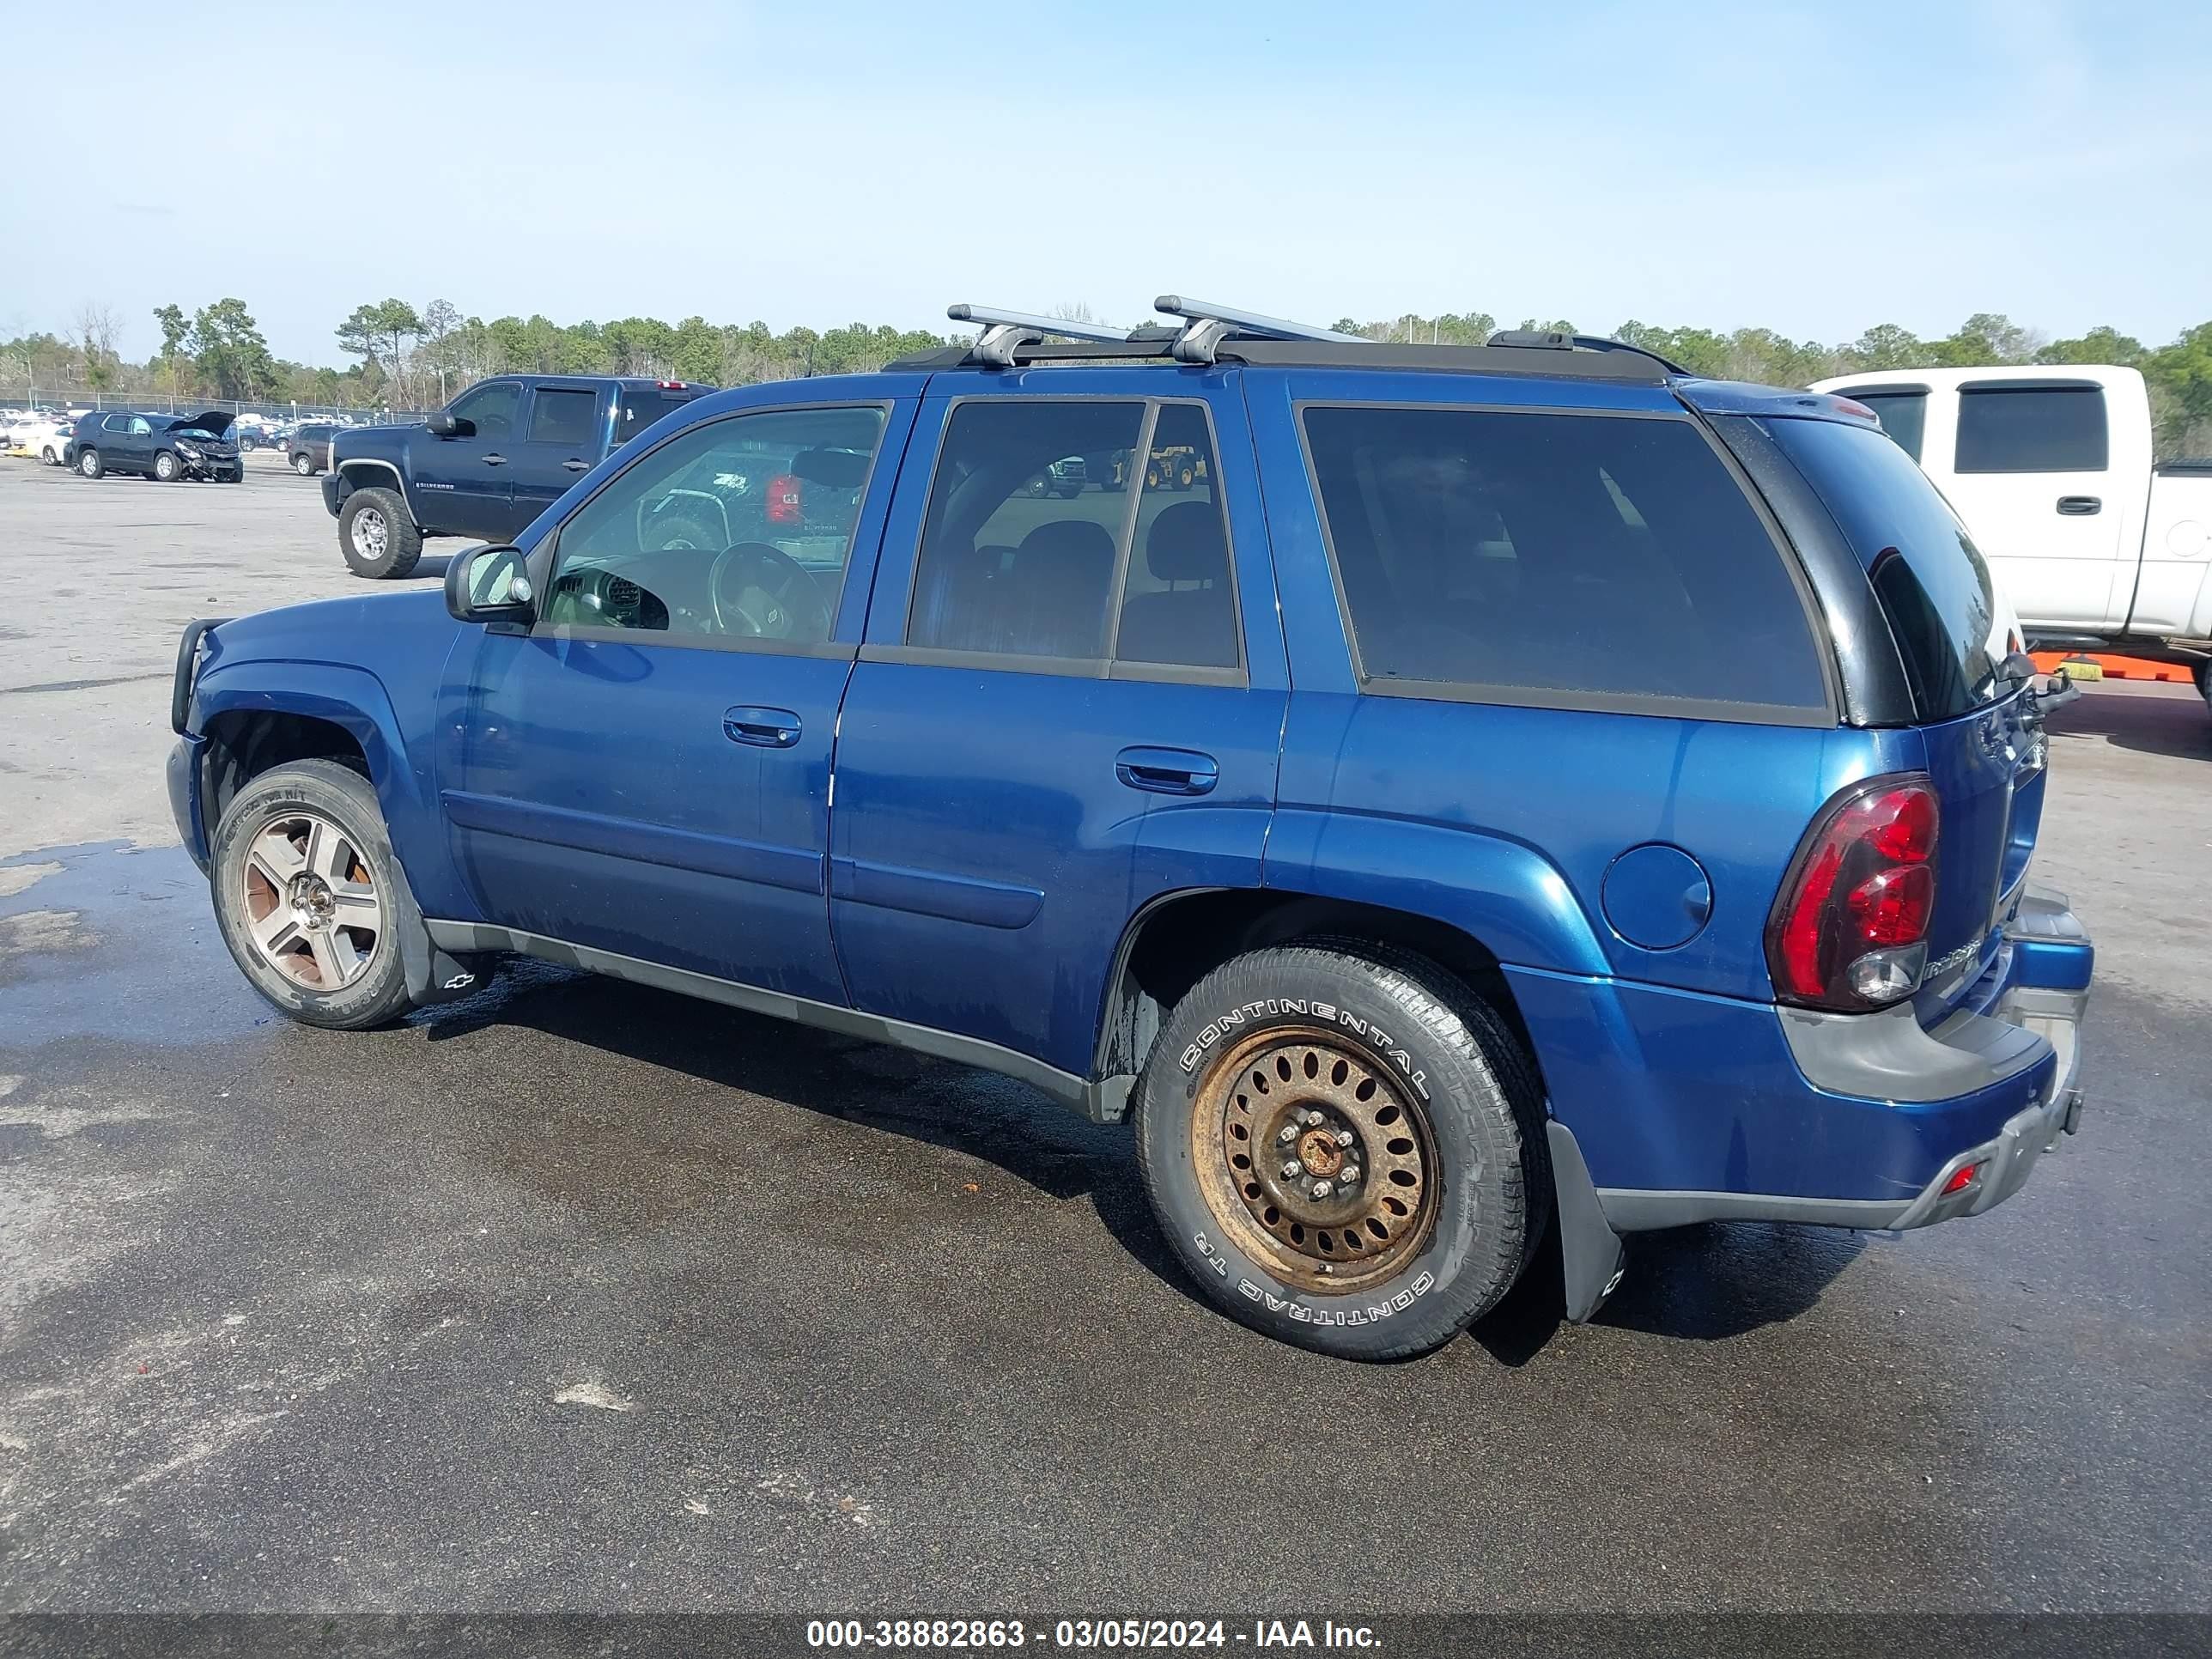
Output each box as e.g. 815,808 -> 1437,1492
237,810 -> 384,991
353,507 -> 387,560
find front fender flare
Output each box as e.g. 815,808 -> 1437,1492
191,659 -> 465,921
334,457 -> 410,512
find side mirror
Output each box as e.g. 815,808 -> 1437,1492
446,544 -> 535,625
427,411 -> 474,438
2002,649 -> 2039,685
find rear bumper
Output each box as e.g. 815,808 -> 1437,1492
1526,887 -> 2092,1236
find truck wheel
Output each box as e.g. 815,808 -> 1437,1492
1133,941 -> 1550,1360
339,486 -> 424,579
209,759 -> 418,1030
1176,459 -> 1196,489
154,449 -> 180,482
293,450 -> 315,476
76,448 -> 102,479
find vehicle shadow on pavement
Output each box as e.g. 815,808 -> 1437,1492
2045,686 -> 2211,762
411,963 -> 1870,1362
1456,1216 -> 1867,1364
411,958 -> 1188,1258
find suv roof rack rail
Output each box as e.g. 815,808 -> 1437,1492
882,297 -> 1686,383
1487,327 -> 1692,377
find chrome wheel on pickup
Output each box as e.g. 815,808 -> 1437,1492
238,809 -> 385,991
1190,1027 -> 1437,1291
337,484 -> 424,579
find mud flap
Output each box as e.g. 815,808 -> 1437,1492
1547,1120 -> 1626,1322
390,860 -> 489,1005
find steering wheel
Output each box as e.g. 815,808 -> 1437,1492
708,542 -> 831,640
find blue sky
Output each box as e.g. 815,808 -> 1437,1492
5,0 -> 2206,365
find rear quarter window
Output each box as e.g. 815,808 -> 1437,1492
1764,416 -> 2003,720
1299,404 -> 1831,720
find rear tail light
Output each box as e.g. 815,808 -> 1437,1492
1766,774 -> 1940,1011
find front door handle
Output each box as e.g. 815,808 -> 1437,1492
2057,495 -> 2100,515
482,453 -> 507,467
563,458 -> 590,471
724,706 -> 803,748
1115,745 -> 1218,796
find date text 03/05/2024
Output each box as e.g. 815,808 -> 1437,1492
805,1618 -> 1380,1650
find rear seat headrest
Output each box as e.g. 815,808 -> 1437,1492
1146,501 -> 1225,582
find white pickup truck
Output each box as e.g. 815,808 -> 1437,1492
1813,364 -> 2212,709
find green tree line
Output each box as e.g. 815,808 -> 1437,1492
5,297 -> 2209,454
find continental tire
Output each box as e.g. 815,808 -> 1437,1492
1134,942 -> 1549,1360
209,759 -> 418,1030
339,485 -> 424,579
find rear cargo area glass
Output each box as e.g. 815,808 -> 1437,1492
1763,416 -> 2003,720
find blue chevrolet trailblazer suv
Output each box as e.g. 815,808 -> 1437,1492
167,297 -> 2094,1359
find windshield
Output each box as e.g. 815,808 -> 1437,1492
1763,416 -> 2005,719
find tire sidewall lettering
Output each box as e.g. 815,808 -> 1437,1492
1177,993 -> 1430,1101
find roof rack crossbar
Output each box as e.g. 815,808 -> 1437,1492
951,304 -> 1135,342
1154,295 -> 1361,345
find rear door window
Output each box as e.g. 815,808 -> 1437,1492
1298,405 -> 1829,717
907,400 -> 1140,662
527,386 -> 602,448
1765,416 -> 2004,719
1954,385 -> 2107,473
1851,390 -> 1927,461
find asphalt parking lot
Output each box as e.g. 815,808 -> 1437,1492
1,450 -> 2208,1615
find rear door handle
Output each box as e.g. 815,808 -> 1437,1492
2057,495 -> 2100,515
482,453 -> 507,466
1115,745 -> 1218,795
724,706 -> 803,748
563,458 -> 590,471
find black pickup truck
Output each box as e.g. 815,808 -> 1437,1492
323,375 -> 710,577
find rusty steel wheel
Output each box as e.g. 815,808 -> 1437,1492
1188,1024 -> 1439,1294
236,808 -> 386,992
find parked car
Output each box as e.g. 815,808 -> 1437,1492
287,422 -> 337,476
64,410 -> 243,482
322,376 -> 714,577
1814,365 -> 2212,710
4,411 -> 71,463
167,303 -> 2093,1359
232,416 -> 285,453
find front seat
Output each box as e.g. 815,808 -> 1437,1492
1114,501 -> 1236,667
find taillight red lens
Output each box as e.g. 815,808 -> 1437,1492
1768,775 -> 1941,1010
1844,863 -> 1934,949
